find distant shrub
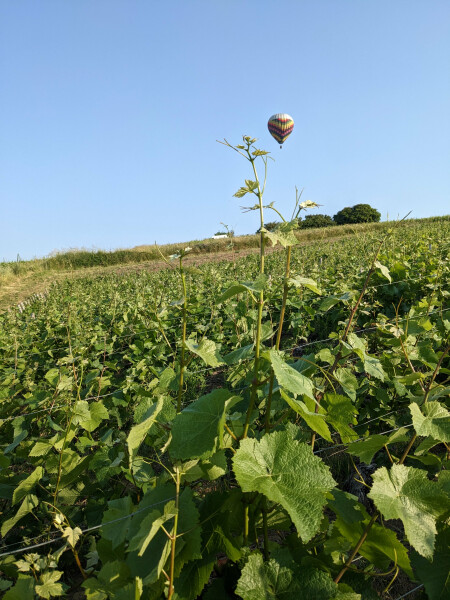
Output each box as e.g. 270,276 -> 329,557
300,214 -> 335,229
260,221 -> 280,233
333,204 -> 381,225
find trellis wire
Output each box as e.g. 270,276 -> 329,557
3,306 -> 448,420
313,423 -> 414,456
393,584 -> 425,600
1,269 -> 446,359
2,301 -> 448,370
0,496 -> 176,558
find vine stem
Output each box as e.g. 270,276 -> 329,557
265,245 -> 292,433
168,466 -> 180,600
334,512 -> 378,583
241,153 -> 265,440
176,259 -> 188,413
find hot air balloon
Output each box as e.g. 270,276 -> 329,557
268,114 -> 294,148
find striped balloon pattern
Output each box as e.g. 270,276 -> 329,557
267,113 -> 294,147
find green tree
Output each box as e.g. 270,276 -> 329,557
300,214 -> 335,229
333,204 -> 381,225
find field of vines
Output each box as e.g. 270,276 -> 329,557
1,141 -> 449,600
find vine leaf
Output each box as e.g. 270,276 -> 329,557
411,526 -> 450,600
184,338 -> 224,367
261,221 -> 299,249
3,575 -> 35,600
127,398 -> 164,470
233,431 -> 336,542
334,368 -> 358,401
409,401 -> 450,442
218,275 -> 267,303
374,260 -> 391,282
327,489 -> 413,578
236,554 -> 356,600
280,390 -> 332,442
269,350 -> 315,401
12,466 -> 44,506
80,401 -> 109,433
101,496 -> 135,549
35,571 -> 65,600
1,494 -> 39,537
170,389 -> 240,460
126,487 -> 201,586
128,501 -> 177,557
348,435 -> 389,464
235,554 -> 300,599
322,394 -> 359,443
368,464 -> 448,558
287,275 -> 321,295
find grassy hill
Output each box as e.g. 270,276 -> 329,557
1,215 -> 448,310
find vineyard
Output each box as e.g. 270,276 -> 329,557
0,140 -> 449,599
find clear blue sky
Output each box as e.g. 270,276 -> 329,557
1,0 -> 449,262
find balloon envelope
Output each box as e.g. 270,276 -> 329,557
268,114 -> 294,146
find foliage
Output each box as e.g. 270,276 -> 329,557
300,214 -> 335,228
333,204 -> 381,225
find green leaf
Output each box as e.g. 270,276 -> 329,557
280,390 -> 332,442
236,554 -> 349,600
3,576 -> 35,600
368,464 -> 449,558
72,400 -> 91,425
269,350 -> 315,401
245,179 -> 258,191
323,394 -> 358,443
126,486 -> 201,586
170,389 -> 240,460
81,401 -> 109,433
328,489 -> 413,578
334,368 -> 358,401
127,397 -> 164,469
184,338 -> 224,367
410,401 -> 450,442
63,526 -> 83,548
113,578 -> 143,600
348,435 -> 388,464
223,343 -> 254,365
262,221 -> 298,249
35,571 -> 65,599
218,275 -> 267,303
374,260 -> 391,282
128,501 -> 177,556
29,439 -> 55,457
182,450 -> 227,482
288,276 -> 321,295
319,296 -> 342,312
12,466 -> 44,506
4,427 -> 28,454
411,526 -> 450,600
233,431 -> 336,542
1,494 -> 39,537
44,368 -> 60,387
235,553 -> 300,600
101,496 -> 135,549
0,580 -> 12,592
363,355 -> 387,382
